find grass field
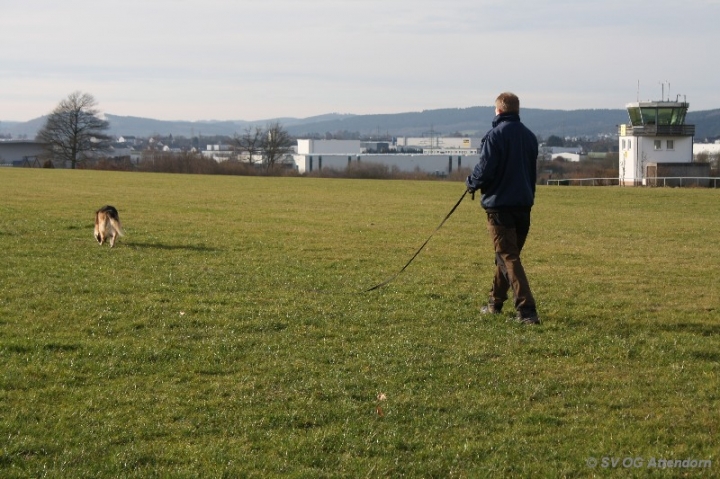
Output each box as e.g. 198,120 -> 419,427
1,168 -> 718,477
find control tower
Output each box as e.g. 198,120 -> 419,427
618,99 -> 695,185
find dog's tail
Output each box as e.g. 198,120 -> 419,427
101,206 -> 124,237
110,217 -> 125,237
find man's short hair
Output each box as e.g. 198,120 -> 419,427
495,92 -> 520,114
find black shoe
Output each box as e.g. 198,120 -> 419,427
516,313 -> 541,325
481,303 -> 503,315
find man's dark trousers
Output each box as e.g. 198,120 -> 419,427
486,210 -> 537,316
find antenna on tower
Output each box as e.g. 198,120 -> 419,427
659,80 -> 671,101
636,80 -> 640,102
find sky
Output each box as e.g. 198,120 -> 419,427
2,0 -> 719,122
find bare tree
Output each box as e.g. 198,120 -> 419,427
231,126 -> 264,164
261,121 -> 294,171
36,91 -> 111,169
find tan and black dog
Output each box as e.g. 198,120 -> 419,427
94,205 -> 124,247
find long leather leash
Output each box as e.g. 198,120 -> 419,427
364,189 -> 470,292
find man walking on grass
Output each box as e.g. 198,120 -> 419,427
466,92 -> 540,325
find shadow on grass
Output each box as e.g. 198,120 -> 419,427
127,241 -> 220,252
656,321 -> 720,336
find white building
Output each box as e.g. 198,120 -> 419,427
202,144 -> 235,162
540,146 -> 584,162
293,153 -> 478,176
396,137 -> 482,150
296,139 -> 361,155
292,139 -> 478,175
693,141 -> 720,156
618,100 -> 695,185
550,153 -> 582,162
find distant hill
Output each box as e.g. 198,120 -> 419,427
101,113 -> 359,137
0,113 -> 357,139
3,107 -> 720,140
0,117 -> 46,139
688,109 -> 720,141
283,107 -> 630,139
284,107 -> 720,140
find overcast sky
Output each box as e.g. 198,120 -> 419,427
2,0 -> 719,122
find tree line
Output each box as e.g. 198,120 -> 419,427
36,91 -> 295,171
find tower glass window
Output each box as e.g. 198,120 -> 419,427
626,103 -> 688,126
627,107 -> 643,126
657,108 -> 675,125
642,108 -> 657,124
671,108 -> 686,125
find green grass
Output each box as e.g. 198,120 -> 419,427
1,168 -> 718,477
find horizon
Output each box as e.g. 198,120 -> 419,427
3,103 -> 719,126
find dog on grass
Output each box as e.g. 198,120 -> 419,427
94,205 -> 124,247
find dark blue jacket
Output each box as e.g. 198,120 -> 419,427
466,113 -> 538,211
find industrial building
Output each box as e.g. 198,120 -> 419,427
0,140 -> 46,166
292,139 -> 479,176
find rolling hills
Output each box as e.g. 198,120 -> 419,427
3,106 -> 720,140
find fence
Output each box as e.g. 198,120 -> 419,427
547,177 -> 720,188
546,178 -> 619,186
